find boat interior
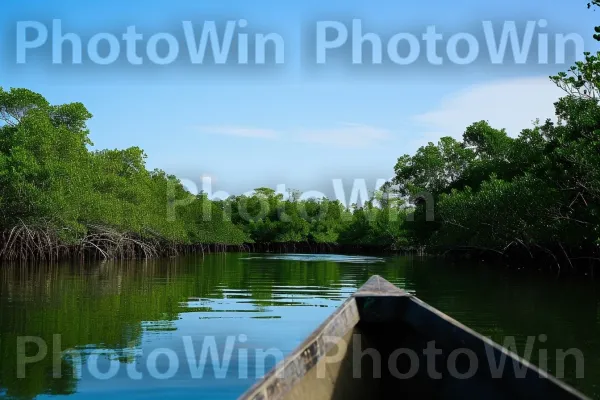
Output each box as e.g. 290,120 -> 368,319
239,275 -> 587,400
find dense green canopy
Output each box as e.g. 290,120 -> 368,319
0,90 -> 410,260
389,53 -> 600,271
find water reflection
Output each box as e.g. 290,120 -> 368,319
0,254 -> 599,399
240,254 -> 385,264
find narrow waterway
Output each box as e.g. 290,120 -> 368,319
1,254 -> 598,399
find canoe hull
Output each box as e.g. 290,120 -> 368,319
239,275 -> 589,400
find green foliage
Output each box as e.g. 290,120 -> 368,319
0,88 -> 247,253
389,51 -> 600,269
392,136 -> 475,197
588,1 -> 600,40
550,52 -> 600,99
0,88 -> 412,257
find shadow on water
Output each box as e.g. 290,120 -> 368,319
0,254 -> 599,399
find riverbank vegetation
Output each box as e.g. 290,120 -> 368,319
390,52 -> 600,273
0,88 -> 410,261
2,22 -> 600,273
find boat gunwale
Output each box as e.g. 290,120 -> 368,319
237,275 -> 590,400
403,294 -> 589,399
238,293 -> 361,399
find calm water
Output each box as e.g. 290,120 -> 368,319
1,254 -> 599,399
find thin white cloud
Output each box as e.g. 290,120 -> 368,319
194,125 -> 279,139
294,123 -> 391,148
410,76 -> 565,148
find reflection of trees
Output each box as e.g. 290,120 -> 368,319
0,259 -> 202,399
405,260 -> 600,395
0,254 -> 405,399
1,255 -> 596,398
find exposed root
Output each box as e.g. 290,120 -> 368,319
0,223 -> 226,263
0,221 -> 71,262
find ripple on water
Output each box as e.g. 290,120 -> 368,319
240,253 -> 385,264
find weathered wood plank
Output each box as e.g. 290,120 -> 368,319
352,274 -> 409,298
239,296 -> 360,400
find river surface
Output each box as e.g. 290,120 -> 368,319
0,254 -> 599,399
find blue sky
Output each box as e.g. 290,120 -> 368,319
1,0 -> 598,201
